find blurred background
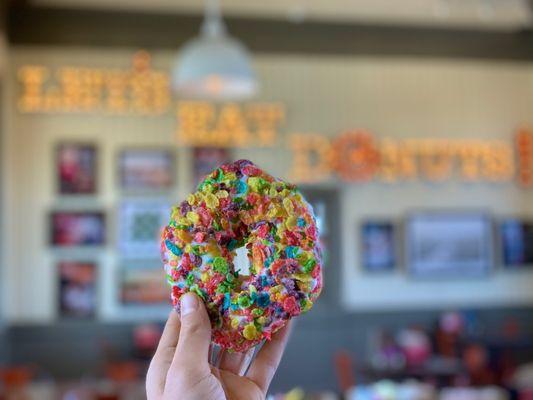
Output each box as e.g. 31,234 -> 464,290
2,0 -> 533,399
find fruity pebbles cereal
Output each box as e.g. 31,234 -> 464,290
161,159 -> 322,352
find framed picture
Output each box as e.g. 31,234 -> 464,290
501,219 -> 533,268
119,149 -> 174,191
405,212 -> 493,278
310,200 -> 327,236
58,261 -> 97,318
118,199 -> 170,259
192,147 -> 231,188
50,211 -> 105,247
56,143 -> 97,194
361,221 -> 396,272
120,268 -> 168,305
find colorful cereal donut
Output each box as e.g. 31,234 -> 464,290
161,159 -> 322,352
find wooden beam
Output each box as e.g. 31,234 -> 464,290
6,5 -> 533,60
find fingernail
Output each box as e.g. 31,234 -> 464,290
181,293 -> 198,316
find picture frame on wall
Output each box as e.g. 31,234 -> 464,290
50,211 -> 106,247
361,221 -> 396,273
119,267 -> 168,306
118,148 -> 174,191
192,147 -> 232,188
56,143 -> 97,195
311,199 -> 329,265
117,199 -> 170,259
58,261 -> 97,318
405,211 -> 493,278
500,219 -> 533,268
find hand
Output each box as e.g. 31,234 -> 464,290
146,292 -> 292,400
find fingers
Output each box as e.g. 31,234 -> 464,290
155,311 -> 181,357
219,347 -> 255,376
247,321 -> 293,393
146,311 -> 180,399
169,293 -> 212,377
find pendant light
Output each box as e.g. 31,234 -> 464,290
172,0 -> 258,100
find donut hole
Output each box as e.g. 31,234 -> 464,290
234,245 -> 252,277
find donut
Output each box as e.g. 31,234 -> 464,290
161,159 -> 322,352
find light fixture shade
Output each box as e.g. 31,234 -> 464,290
172,34 -> 258,100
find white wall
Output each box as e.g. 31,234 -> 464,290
0,29 -> 8,333
3,46 -> 533,323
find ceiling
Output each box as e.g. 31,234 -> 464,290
32,0 -> 533,30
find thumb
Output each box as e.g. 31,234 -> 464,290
171,292 -> 212,375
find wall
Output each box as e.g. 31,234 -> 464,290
3,46 -> 533,324
0,2 -> 9,360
